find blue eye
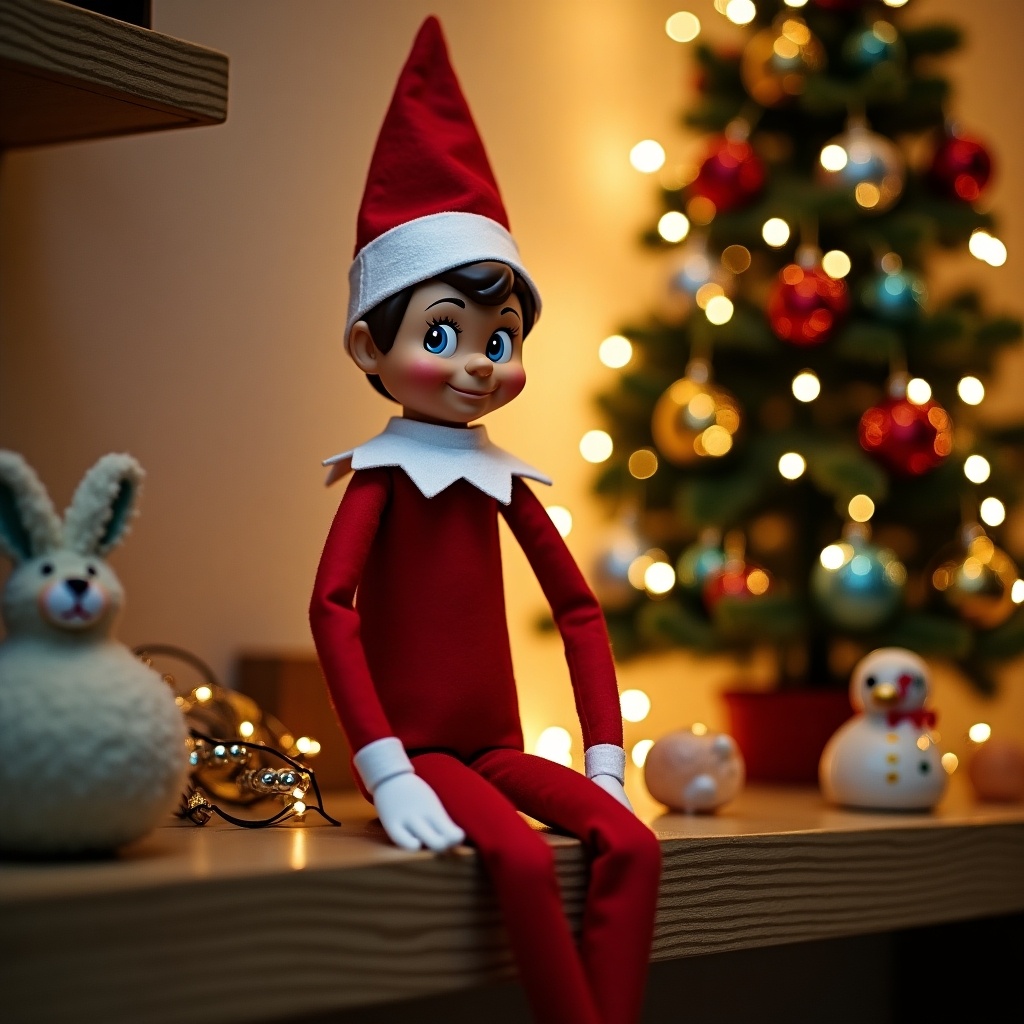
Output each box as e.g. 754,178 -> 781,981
486,329 -> 514,364
423,321 -> 459,357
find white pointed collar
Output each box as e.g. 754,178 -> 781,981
322,416 -> 552,504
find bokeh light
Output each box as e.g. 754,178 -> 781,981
546,505 -> 573,537
778,452 -> 806,479
980,497 -> 1006,526
792,370 -> 821,402
620,689 -> 652,723
658,210 -> 691,242
580,430 -> 613,463
848,494 -> 875,522
963,455 -> 991,484
599,334 -> 633,368
665,11 -> 701,42
957,376 -> 985,405
631,139 -> 666,173
822,249 -> 852,278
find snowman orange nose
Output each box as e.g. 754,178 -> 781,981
873,681 -> 899,705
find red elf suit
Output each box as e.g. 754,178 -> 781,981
309,18 -> 660,1024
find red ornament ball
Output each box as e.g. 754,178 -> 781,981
767,263 -> 849,346
927,132 -> 993,203
859,397 -> 953,476
703,559 -> 772,612
690,136 -> 765,214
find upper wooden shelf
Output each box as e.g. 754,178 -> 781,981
3,777 -> 1023,1023
0,0 -> 228,149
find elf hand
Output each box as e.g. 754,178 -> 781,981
585,743 -> 634,814
353,736 -> 465,852
590,773 -> 634,813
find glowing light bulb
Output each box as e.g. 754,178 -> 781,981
906,378 -> 932,405
778,452 -> 806,479
295,736 -> 320,755
632,739 -> 655,768
194,685 -> 213,703
941,752 -> 959,774
792,370 -> 820,402
762,217 -> 791,247
963,455 -> 991,484
1012,579 -> 1024,604
645,560 -> 676,595
628,448 -> 659,480
580,430 -> 613,463
292,801 -> 307,815
546,505 -> 573,537
820,544 -> 846,571
980,497 -> 1005,526
658,210 -> 690,243
969,230 -> 1006,266
536,726 -> 573,766
848,494 -> 875,522
724,0 -> 756,26
238,720 -> 255,738
620,689 -> 652,723
665,12 -> 701,43
630,139 -> 666,173
820,144 -> 848,172
969,722 -> 992,743
957,376 -> 985,405
822,250 -> 851,279
705,294 -> 734,324
599,334 -> 633,368
783,0 -> 808,6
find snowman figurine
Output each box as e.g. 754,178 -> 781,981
819,647 -> 948,811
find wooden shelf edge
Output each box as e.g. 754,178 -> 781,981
0,0 -> 228,148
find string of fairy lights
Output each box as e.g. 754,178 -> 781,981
536,0 -> 1020,775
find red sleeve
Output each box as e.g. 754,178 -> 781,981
501,477 -> 623,749
308,468 -> 394,752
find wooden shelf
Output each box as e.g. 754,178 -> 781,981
0,0 -> 228,149
3,778 -> 1023,1023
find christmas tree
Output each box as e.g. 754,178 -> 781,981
587,0 -> 1023,693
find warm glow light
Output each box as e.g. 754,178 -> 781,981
700,424 -> 734,456
724,0 -> 756,26
695,282 -> 725,309
295,736 -> 317,754
632,739 -> 655,768
292,801 -> 307,816
645,560 -> 677,595
628,448 -> 659,479
658,210 -> 691,242
882,0 -> 909,8
238,720 -> 255,738
821,250 -> 852,279
631,139 -> 666,173
969,230 -> 1008,267
792,370 -> 821,402
536,726 -> 573,766
580,429 -> 613,463
705,294 -> 734,325
906,378 -> 932,405
778,452 -> 806,480
820,144 -> 848,171
963,455 -> 991,483
957,376 -> 985,405
194,685 -> 213,703
848,494 -> 875,522
666,11 -> 701,42
969,722 -> 992,743
628,553 -> 655,590
941,752 -> 959,774
691,722 -> 709,736
599,334 -> 633,368
985,238 -> 1008,267
721,245 -> 751,273
855,182 -> 881,208
783,0 -> 808,6
289,830 -> 307,871
621,689 -> 652,723
820,543 -> 847,571
980,497 -> 1006,526
1012,579 -> 1024,604
546,505 -> 573,537
762,217 -> 791,248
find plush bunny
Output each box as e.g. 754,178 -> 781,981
0,451 -> 188,855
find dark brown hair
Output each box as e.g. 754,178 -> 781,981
358,261 -> 537,401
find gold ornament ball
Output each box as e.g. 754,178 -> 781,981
968,738 -> 1024,803
741,16 -> 826,108
651,377 -> 742,466
930,533 -> 1019,629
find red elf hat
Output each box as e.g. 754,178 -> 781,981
345,16 -> 541,341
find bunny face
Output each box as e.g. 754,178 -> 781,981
3,549 -> 123,637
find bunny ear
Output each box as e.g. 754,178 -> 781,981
0,451 -> 62,563
63,453 -> 145,556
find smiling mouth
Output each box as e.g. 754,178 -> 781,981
447,384 -> 496,398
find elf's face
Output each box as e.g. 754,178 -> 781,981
352,280 -> 527,426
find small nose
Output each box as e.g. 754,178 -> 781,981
464,354 -> 493,378
66,578 -> 89,596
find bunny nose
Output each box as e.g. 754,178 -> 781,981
66,578 -> 89,596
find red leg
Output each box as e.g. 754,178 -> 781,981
411,752 -> 601,1024
472,749 -> 661,1024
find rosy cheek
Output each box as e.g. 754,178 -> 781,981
406,356 -> 452,388
502,366 -> 527,398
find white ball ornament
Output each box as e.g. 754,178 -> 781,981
643,728 -> 745,813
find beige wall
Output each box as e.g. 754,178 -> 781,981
2,0 -> 1022,799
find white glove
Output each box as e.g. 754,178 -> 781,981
591,773 -> 635,813
353,737 -> 465,852
373,772 -> 465,851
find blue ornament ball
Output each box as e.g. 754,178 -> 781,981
676,537 -> 727,595
861,268 -> 927,323
812,536 -> 905,630
843,21 -> 904,71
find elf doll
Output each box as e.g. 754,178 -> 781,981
309,18 -> 661,1024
